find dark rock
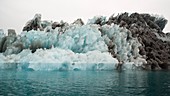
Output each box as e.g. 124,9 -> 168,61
8,29 -> 16,36
72,18 -> 84,26
41,20 -> 52,29
139,46 -> 146,55
0,37 -> 6,52
107,12 -> 169,70
166,33 -> 170,37
52,22 -> 60,29
23,14 -> 42,31
155,17 -> 168,31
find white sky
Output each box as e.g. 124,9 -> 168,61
0,0 -> 170,34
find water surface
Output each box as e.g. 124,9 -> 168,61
0,70 -> 170,96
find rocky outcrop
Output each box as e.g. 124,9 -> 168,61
72,18 -> 84,26
23,14 -> 42,31
106,12 -> 169,70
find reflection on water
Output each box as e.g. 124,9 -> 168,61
0,70 -> 170,96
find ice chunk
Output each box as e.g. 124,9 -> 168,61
87,16 -> 106,25
20,25 -> 108,53
0,48 -> 118,71
0,29 -> 5,37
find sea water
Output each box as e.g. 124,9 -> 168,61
0,70 -> 170,96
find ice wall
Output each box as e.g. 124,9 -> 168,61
0,25 -> 118,71
0,14 -> 150,71
20,24 -> 108,53
0,48 -> 118,71
101,24 -> 146,66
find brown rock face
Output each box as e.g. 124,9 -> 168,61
72,18 -> 84,26
23,14 -> 42,31
106,12 -> 169,70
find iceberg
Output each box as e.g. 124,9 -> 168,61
0,24 -> 118,71
2,12 -> 169,71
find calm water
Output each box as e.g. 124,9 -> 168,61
0,70 -> 170,96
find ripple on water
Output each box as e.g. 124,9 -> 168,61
0,70 -> 170,96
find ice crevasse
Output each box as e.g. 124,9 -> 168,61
0,15 -> 146,71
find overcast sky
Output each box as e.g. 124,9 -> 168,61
0,0 -> 170,34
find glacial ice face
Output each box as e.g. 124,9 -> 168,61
21,25 -> 108,53
0,29 -> 5,38
0,48 -> 118,71
0,14 -> 149,71
87,16 -> 106,25
19,48 -> 118,71
0,24 -> 118,71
